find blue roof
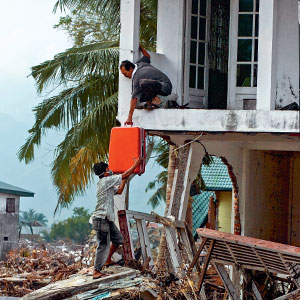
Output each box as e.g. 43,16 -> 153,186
201,156 -> 232,191
192,157 -> 232,236
0,181 -> 34,197
192,192 -> 215,236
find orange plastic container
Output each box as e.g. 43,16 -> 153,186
108,127 -> 146,175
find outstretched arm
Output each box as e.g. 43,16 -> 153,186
125,98 -> 137,126
121,157 -> 142,179
139,45 -> 150,58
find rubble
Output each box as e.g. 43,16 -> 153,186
0,240 -> 92,298
1,224 -> 300,300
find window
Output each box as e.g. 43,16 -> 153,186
4,237 -> 8,241
6,198 -> 15,213
188,0 -> 209,91
236,0 -> 259,87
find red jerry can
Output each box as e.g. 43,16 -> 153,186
108,127 -> 146,175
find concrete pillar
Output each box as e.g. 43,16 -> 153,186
118,0 -> 140,122
257,0 -> 299,110
274,0 -> 299,108
157,0 -> 185,103
256,0 -> 277,110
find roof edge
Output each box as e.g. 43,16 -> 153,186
0,188 -> 34,197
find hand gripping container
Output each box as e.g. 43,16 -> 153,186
108,127 -> 146,175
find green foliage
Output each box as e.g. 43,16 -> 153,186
43,207 -> 92,244
18,0 -> 157,209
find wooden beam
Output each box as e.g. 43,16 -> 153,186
197,240 -> 215,292
273,289 -> 300,300
213,263 -> 240,300
188,238 -> 207,274
141,218 -> 154,266
21,269 -> 137,300
252,281 -> 263,300
136,219 -> 147,263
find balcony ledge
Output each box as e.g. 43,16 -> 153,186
117,109 -> 300,133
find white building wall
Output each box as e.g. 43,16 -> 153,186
257,0 -> 299,110
156,0 -> 185,103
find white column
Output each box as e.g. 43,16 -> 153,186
118,0 -> 140,124
275,0 -> 299,108
157,0 -> 185,103
257,0 -> 299,110
178,143 -> 204,221
256,0 -> 277,110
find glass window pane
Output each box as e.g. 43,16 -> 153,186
191,16 -> 198,39
199,18 -> 206,40
255,14 -> 259,37
190,41 -> 197,64
253,64 -> 258,87
238,14 -> 253,37
239,0 -> 253,12
254,39 -> 258,61
192,0 -> 198,15
237,39 -> 252,62
237,64 -> 251,87
197,66 -> 204,89
198,42 -> 205,65
189,65 -> 196,88
255,0 -> 259,12
200,0 -> 207,16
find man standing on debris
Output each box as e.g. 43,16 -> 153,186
91,158 -> 142,279
120,46 -> 172,126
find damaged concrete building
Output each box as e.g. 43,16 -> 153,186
118,0 -> 300,253
0,181 -> 34,261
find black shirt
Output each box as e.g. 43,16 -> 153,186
132,56 -> 172,100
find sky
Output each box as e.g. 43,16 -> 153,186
0,0 -> 164,225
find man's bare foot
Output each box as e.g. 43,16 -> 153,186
93,270 -> 107,279
151,96 -> 161,105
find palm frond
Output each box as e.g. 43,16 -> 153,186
18,74 -> 118,164
31,41 -> 119,93
53,0 -> 121,31
51,93 -> 118,209
147,184 -> 166,209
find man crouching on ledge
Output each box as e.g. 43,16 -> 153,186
91,157 -> 142,279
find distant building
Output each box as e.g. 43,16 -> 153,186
192,157 -> 232,236
0,181 -> 34,261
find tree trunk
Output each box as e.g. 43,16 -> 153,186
157,144 -> 177,270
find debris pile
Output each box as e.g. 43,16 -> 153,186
0,240 -> 93,297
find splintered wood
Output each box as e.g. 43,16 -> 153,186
0,242 -> 93,297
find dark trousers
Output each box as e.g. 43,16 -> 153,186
139,79 -> 172,102
92,217 -> 124,271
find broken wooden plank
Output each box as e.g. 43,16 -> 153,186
141,218 -> 154,266
188,238 -> 207,274
20,268 -> 137,300
213,263 -> 240,300
197,240 -> 215,292
273,289 -> 300,300
252,280 -> 263,300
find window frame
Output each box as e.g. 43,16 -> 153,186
227,0 -> 259,109
6,198 -> 16,214
184,0 -> 211,107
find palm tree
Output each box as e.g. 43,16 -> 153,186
20,209 -> 48,235
18,0 -> 157,210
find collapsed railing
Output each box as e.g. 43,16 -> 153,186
118,210 -> 300,299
